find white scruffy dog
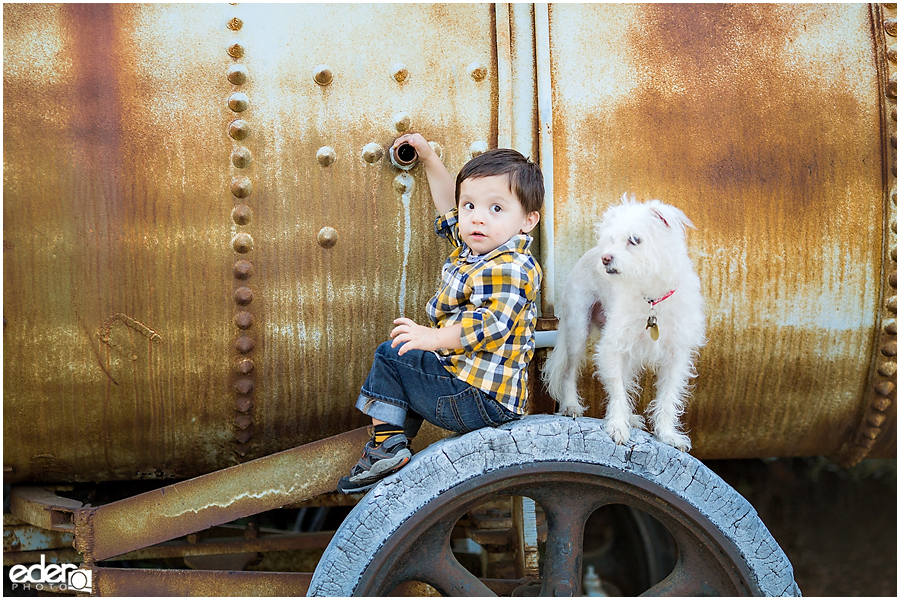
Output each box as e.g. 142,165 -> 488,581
543,195 -> 706,451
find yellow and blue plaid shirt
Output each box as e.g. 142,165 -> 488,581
427,208 -> 542,415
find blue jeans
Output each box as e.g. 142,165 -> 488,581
356,341 -> 520,438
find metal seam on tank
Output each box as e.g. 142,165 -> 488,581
839,3 -> 898,467
226,7 -> 255,461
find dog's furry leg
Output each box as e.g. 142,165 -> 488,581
594,342 -> 641,445
647,351 -> 695,452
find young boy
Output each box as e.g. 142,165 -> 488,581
337,134 -> 544,494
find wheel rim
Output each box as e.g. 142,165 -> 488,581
354,462 -> 758,596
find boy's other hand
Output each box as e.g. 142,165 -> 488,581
390,318 -> 463,355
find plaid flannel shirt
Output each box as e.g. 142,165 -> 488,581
426,208 -> 542,415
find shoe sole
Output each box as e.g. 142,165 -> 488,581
337,451 -> 411,494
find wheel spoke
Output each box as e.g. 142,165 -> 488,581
422,545 -> 497,597
640,526 -> 737,596
537,495 -> 597,596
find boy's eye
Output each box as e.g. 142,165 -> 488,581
463,202 -> 474,210
627,236 -> 641,246
490,204 -> 502,213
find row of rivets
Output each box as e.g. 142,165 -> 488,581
842,3 -> 897,466
226,11 -> 255,459
313,61 -> 489,87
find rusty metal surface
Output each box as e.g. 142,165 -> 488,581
2,2 -> 895,489
75,426 -> 369,562
3,3 -> 497,483
544,3 -> 894,459
3,515 -> 75,554
91,567 -> 312,597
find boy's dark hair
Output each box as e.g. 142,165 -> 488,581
455,148 -> 544,214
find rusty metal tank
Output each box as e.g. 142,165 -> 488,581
3,3 -> 896,485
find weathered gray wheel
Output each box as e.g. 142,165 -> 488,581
308,416 -> 800,597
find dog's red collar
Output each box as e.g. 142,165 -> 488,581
645,289 -> 676,306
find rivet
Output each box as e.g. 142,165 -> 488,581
393,111 -> 411,132
229,119 -> 250,140
867,411 -> 888,427
889,44 -> 897,63
228,64 -> 249,85
874,380 -> 895,400
393,172 -> 415,194
232,204 -> 252,226
234,415 -> 252,430
317,226 -> 338,248
885,319 -> 897,335
232,232 -> 254,253
235,357 -> 255,374
391,63 -> 409,83
234,378 -> 254,395
227,17 -> 243,31
862,425 -> 881,440
361,142 -> 384,164
872,395 -> 892,411
888,73 -> 897,99
317,146 -> 337,167
235,395 -> 253,412
878,361 -> 897,377
233,442 -> 251,457
892,187 -> 897,205
236,335 -> 255,353
314,65 -> 333,86
429,141 -> 444,161
891,245 -> 897,262
234,429 -> 253,444
232,147 -> 252,169
892,218 -> 897,234
234,310 -> 254,329
468,61 -> 488,82
227,41 -> 245,59
228,92 -> 249,112
234,286 -> 253,305
883,340 -> 898,357
231,177 -> 253,198
469,140 -> 489,158
233,259 -> 254,279
885,17 -> 897,37
890,271 -> 897,289
892,133 -> 897,150
888,296 -> 897,314
892,106 -> 897,122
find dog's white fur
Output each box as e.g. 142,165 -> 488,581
543,195 -> 706,451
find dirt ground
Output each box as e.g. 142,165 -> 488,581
706,457 -> 897,597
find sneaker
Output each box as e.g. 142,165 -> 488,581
337,433 -> 412,494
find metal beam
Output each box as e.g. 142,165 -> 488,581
91,567 -> 312,597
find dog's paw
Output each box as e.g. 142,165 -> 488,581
556,403 -> 586,418
655,430 -> 692,452
604,419 -> 631,445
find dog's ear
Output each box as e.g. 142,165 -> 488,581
649,202 -> 695,231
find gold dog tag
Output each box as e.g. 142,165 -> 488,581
646,315 -> 659,341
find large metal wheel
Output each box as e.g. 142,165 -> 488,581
308,416 -> 800,596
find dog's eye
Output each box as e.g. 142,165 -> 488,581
627,236 -> 641,246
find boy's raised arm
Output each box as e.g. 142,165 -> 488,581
392,134 -> 456,215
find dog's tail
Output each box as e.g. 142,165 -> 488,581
541,323 -> 586,415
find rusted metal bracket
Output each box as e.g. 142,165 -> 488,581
61,427 -> 370,562
10,486 -> 85,532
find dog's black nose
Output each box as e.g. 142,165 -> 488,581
601,254 -> 613,266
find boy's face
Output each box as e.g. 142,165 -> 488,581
457,175 -> 540,255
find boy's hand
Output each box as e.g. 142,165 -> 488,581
392,133 -> 438,164
392,133 -> 456,215
390,318 -> 463,355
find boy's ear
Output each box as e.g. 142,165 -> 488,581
520,211 -> 540,234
